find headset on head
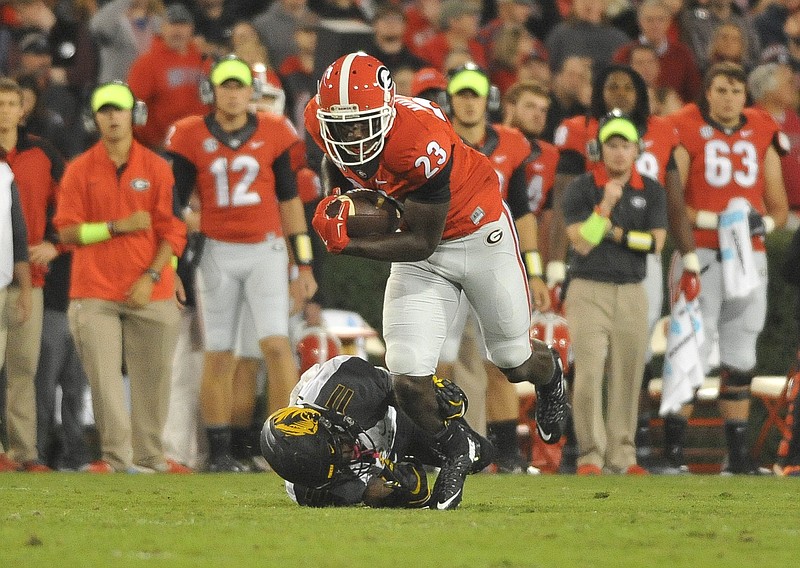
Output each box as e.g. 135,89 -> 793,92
586,108 -> 645,162
442,63 -> 501,116
83,80 -> 147,133
198,54 -> 266,105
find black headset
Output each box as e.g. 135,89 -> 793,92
587,108 -> 645,162
82,81 -> 147,133
442,62 -> 501,116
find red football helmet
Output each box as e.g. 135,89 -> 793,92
316,52 -> 396,167
529,312 -> 572,374
296,327 -> 342,374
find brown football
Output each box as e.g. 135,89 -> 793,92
325,189 -> 402,237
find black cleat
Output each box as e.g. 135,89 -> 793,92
431,420 -> 486,509
535,348 -> 568,444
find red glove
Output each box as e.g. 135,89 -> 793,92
313,195 -> 351,253
677,270 -> 700,303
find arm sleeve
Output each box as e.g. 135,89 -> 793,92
506,164 -> 531,220
165,151 -> 197,214
274,150 -> 299,202
10,181 -> 29,262
405,155 -> 452,205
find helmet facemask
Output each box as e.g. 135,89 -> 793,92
317,103 -> 395,167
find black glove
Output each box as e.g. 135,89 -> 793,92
432,375 -> 468,420
748,209 -> 767,237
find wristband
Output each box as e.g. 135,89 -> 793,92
763,215 -> 776,234
682,252 -> 700,273
79,222 -> 112,245
523,250 -> 543,279
171,255 -> 178,270
623,230 -> 655,252
546,261 -> 566,285
579,211 -> 610,245
695,210 -> 719,230
289,265 -> 299,281
107,220 -> 117,236
289,233 -> 314,266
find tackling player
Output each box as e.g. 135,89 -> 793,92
261,355 -> 491,508
165,56 -> 318,472
307,52 -> 567,509
667,62 -> 789,474
437,64 -> 550,474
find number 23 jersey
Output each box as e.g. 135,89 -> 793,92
669,103 -> 785,249
305,95 -> 504,240
166,113 -> 300,243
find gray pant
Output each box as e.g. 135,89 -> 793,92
35,308 -> 90,469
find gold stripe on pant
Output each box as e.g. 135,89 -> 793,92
565,278 -> 649,473
68,298 -> 180,472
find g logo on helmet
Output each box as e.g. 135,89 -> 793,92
376,66 -> 393,92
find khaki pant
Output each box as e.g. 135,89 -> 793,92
565,279 -> 648,473
69,298 -> 179,471
4,286 -> 44,462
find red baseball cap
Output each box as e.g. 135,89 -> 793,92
410,67 -> 447,98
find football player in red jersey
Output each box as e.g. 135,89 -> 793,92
307,52 -> 567,509
502,81 -> 560,272
667,62 -> 789,474
165,56 -> 318,472
437,64 -> 549,474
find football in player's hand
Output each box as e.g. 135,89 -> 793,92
325,189 -> 402,237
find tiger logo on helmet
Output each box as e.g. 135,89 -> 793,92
316,52 -> 397,167
260,405 -> 372,489
530,311 -> 573,374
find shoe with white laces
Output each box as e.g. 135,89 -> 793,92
535,348 -> 568,445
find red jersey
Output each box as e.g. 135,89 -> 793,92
478,124 -> 531,202
165,113 -> 300,243
525,139 -> 559,216
127,36 -> 212,149
305,95 -> 504,240
553,114 -> 679,185
669,103 -> 784,250
7,133 -> 63,288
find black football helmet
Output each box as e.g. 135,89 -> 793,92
260,406 -> 375,488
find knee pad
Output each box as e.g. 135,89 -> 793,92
385,343 -> 434,377
718,367 -> 753,401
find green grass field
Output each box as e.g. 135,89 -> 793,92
1,472 -> 798,567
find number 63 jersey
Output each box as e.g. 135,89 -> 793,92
305,95 -> 505,240
166,112 -> 300,243
669,103 -> 787,249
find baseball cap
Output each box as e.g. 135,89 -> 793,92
447,66 -> 490,97
210,57 -> 253,86
164,3 -> 194,25
18,32 -> 50,55
410,67 -> 447,98
598,114 -> 639,144
91,82 -> 135,113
